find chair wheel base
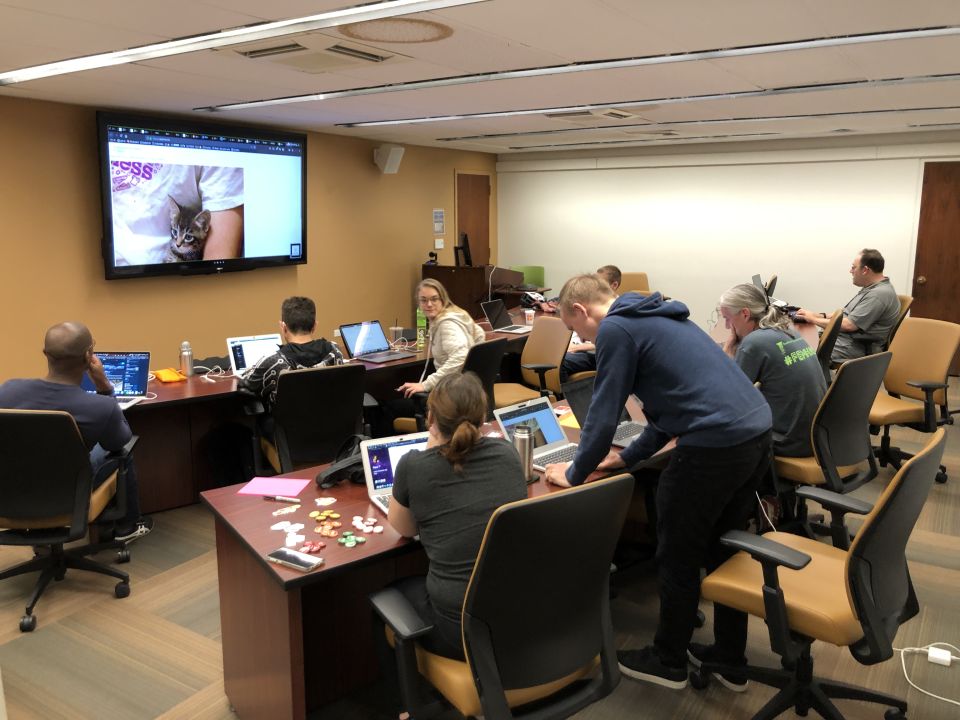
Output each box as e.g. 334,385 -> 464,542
117,549 -> 131,563
20,614 -> 37,632
115,581 -> 130,599
694,609 -> 705,628
689,670 -> 709,690
935,471 -> 948,484
885,708 -> 906,720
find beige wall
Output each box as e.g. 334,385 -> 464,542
0,95 -> 497,379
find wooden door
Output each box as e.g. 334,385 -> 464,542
914,162 -> 960,373
456,173 -> 490,266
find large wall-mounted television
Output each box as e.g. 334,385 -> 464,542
97,111 -> 306,279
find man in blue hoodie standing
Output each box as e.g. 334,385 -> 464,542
544,274 -> 772,691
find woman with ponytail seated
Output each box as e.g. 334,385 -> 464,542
718,283 -> 826,458
388,372 -> 527,659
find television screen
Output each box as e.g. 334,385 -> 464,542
97,111 -> 306,279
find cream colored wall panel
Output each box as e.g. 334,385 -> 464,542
498,154 -> 922,329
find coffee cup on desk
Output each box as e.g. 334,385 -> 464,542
523,309 -> 535,325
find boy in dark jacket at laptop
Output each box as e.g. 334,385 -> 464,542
240,296 -> 343,413
543,275 -> 771,692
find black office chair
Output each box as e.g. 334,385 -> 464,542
396,338 -> 509,433
254,363 -> 367,473
693,428 -> 946,720
370,474 -> 633,719
0,410 -> 135,632
773,352 -> 891,548
764,274 -> 778,298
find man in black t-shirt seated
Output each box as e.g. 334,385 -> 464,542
0,322 -> 152,542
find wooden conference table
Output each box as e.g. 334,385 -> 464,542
201,424 -> 669,720
124,320 -> 533,514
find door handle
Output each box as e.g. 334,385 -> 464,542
916,276 -> 927,285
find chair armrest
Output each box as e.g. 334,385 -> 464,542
907,380 -> 948,392
848,331 -> 884,346
106,434 -> 139,460
719,530 -> 810,571
906,381 -> 946,430
795,487 -> 872,516
521,363 -> 557,395
795,487 -> 871,549
718,530 -> 811,663
369,587 -> 434,641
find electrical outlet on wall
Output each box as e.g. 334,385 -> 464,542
434,238 -> 444,249
333,328 -> 341,337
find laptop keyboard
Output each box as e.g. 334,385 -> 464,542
613,422 -> 645,442
534,444 -> 578,467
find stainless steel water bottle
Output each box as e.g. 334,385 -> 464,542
179,340 -> 194,377
513,424 -> 534,483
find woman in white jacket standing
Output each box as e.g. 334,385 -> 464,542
398,278 -> 486,398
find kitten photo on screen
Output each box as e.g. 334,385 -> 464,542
165,195 -> 211,262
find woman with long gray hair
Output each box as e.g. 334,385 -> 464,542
718,283 -> 826,457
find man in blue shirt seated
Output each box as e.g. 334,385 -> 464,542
0,322 -> 152,542
543,275 -> 772,691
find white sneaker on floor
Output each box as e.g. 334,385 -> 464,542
115,517 -> 154,543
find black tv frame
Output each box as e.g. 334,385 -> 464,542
97,111 -> 307,280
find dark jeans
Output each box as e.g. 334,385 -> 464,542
653,430 -> 771,668
559,350 -> 596,382
90,444 -> 141,530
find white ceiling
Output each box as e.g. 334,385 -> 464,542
3,0 -> 960,154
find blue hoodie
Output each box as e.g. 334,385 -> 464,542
567,292 -> 772,485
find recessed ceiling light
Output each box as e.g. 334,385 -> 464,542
341,18 -> 453,43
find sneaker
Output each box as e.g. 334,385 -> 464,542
687,642 -> 748,692
618,646 -> 688,689
115,517 -> 154,543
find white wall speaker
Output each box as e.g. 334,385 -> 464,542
373,144 -> 405,174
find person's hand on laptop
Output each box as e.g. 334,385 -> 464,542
543,462 -> 572,487
397,381 -> 426,398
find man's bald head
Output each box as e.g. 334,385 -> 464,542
43,322 -> 93,373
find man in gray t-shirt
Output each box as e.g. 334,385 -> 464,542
795,248 -> 902,361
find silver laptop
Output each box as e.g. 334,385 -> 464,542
227,333 -> 282,377
561,375 -> 646,448
481,299 -> 532,334
339,320 -> 415,363
81,351 -> 151,409
494,396 -> 577,471
360,432 -> 431,514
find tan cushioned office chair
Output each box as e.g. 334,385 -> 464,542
617,272 -> 650,295
371,474 -> 633,719
694,428 -> 946,720
868,316 -> 960,484
815,309 -> 843,384
493,316 -> 571,408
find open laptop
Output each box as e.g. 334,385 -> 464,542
339,320 -> 415,363
494,396 -> 578,471
226,333 -> 282,377
481,299 -> 532,334
81,351 -> 150,409
561,375 -> 646,448
360,432 -> 431,514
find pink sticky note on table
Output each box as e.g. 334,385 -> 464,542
237,477 -> 312,497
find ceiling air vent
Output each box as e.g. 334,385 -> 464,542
237,42 -> 308,59
325,43 -> 392,63
593,108 -> 636,120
